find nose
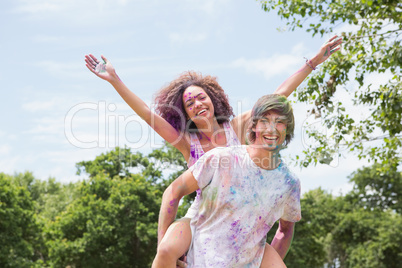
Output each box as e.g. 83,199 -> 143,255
265,121 -> 276,132
194,99 -> 202,108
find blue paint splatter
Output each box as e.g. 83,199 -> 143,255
230,186 -> 236,194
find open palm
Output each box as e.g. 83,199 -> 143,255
85,54 -> 116,82
315,35 -> 343,66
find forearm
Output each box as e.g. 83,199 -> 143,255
270,221 -> 295,259
157,187 -> 180,246
274,57 -> 319,97
108,73 -> 153,122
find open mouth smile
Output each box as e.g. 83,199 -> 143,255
263,135 -> 278,142
196,109 -> 207,116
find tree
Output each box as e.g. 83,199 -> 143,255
46,174 -> 160,267
0,173 -> 42,267
259,0 -> 402,172
76,146 -> 162,182
347,164 -> 402,213
325,208 -> 402,268
271,188 -> 352,267
277,188 -> 402,267
12,172 -> 79,221
46,144 -> 188,267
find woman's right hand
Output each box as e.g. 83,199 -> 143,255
85,54 -> 118,83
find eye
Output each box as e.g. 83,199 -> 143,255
187,101 -> 194,107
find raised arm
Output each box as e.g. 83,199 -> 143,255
231,35 -> 343,144
85,55 -> 190,157
157,170 -> 199,245
274,35 -> 342,97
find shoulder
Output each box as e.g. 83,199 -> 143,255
279,161 -> 301,188
230,111 -> 252,144
198,146 -> 246,165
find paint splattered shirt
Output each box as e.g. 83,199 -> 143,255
187,146 -> 301,267
185,121 -> 241,219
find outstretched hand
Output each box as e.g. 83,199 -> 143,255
313,35 -> 343,66
85,54 -> 117,82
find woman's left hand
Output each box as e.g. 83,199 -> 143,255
312,35 -> 343,67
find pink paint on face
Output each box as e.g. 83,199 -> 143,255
182,86 -> 214,123
184,96 -> 193,103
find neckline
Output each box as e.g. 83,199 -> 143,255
192,121 -> 233,150
244,145 -> 282,171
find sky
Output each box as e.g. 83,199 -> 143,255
0,0 -> 372,195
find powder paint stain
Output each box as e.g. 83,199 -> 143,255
230,186 -> 236,194
169,198 -> 177,206
231,220 -> 240,229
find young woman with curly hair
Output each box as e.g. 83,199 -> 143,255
85,35 -> 341,268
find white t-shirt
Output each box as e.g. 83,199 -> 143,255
187,146 -> 301,267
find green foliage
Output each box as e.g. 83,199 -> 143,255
276,187 -> 402,267
348,164 -> 402,213
2,143 -> 402,267
259,0 -> 402,172
46,174 -> 160,267
0,173 -> 42,267
326,208 -> 402,268
76,146 -> 162,182
13,172 -> 79,221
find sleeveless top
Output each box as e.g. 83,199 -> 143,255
184,121 -> 241,218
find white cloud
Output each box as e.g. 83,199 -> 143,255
13,0 -> 63,14
32,35 -> 66,43
0,156 -> 20,174
0,145 -> 11,154
22,99 -> 60,112
232,54 -> 301,80
231,42 -> 310,80
36,61 -> 84,79
183,0 -> 230,16
169,32 -> 208,46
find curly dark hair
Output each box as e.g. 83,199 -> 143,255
248,94 -> 295,146
154,71 -> 234,133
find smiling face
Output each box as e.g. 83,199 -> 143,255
252,111 -> 287,152
182,86 -> 214,124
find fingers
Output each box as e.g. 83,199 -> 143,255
330,46 -> 341,54
327,35 -> 339,43
85,63 -> 97,74
176,259 -> 187,268
85,55 -> 98,70
329,36 -> 342,54
329,36 -> 342,46
101,55 -> 108,64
